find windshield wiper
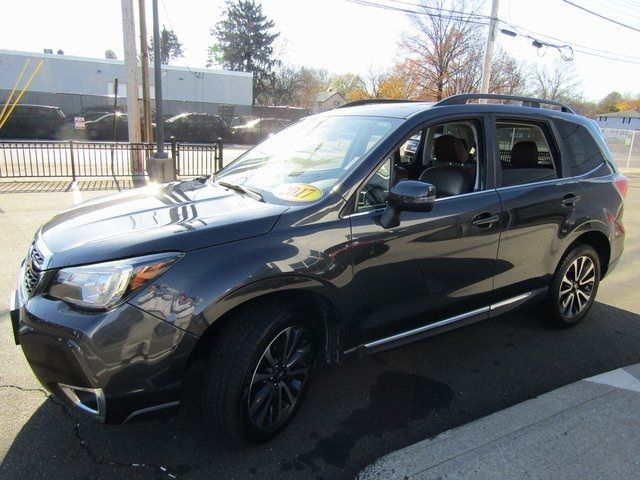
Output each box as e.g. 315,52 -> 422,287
217,180 -> 264,202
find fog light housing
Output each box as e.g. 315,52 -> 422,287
58,384 -> 105,419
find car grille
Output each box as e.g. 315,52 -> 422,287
22,242 -> 46,298
23,264 -> 40,297
29,243 -> 45,269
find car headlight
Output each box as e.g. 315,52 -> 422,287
48,253 -> 182,310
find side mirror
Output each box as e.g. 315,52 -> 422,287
379,180 -> 436,229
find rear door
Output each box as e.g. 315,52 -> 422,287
491,115 -> 583,303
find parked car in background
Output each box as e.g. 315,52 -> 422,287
78,105 -> 125,122
0,104 -> 66,139
164,113 -> 228,143
84,112 -> 129,141
10,94 -> 626,447
84,112 -> 154,141
229,115 -> 255,128
230,117 -> 290,144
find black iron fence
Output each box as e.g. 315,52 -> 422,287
0,138 -> 223,180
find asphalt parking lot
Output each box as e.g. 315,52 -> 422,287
1,177 -> 640,480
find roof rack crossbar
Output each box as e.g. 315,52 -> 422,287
434,93 -> 575,114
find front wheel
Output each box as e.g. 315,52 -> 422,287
201,302 -> 317,445
542,244 -> 600,328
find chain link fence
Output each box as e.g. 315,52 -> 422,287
601,128 -> 640,169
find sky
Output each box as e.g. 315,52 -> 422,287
1,0 -> 639,101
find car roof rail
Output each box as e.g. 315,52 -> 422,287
337,99 -> 421,109
434,93 -> 575,114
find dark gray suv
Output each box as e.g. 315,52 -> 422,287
10,94 -> 626,445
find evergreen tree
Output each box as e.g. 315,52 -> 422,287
149,26 -> 184,65
208,0 -> 279,104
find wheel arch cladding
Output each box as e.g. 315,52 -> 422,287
184,289 -> 346,377
568,230 -> 611,279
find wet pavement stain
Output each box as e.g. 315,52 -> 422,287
294,371 -> 454,470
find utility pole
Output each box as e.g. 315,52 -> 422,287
121,0 -> 143,176
480,0 -> 499,94
147,0 -> 174,182
138,0 -> 153,144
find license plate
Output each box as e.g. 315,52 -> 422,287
9,289 -> 20,345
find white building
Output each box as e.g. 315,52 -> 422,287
596,110 -> 640,131
0,49 -> 253,116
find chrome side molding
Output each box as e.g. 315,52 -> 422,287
359,288 -> 547,354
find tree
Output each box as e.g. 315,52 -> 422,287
104,50 -> 117,60
296,67 -> 331,108
399,0 -> 484,100
330,73 -> 365,99
616,98 -> 640,112
269,65 -> 304,105
598,91 -> 622,113
529,60 -> 581,102
149,26 -> 184,65
209,0 -> 280,104
489,50 -> 527,95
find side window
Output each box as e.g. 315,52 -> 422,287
422,120 -> 483,197
555,120 -> 607,176
357,158 -> 392,211
496,121 -> 558,187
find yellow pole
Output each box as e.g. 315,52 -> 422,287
0,60 -> 44,131
0,59 -> 30,127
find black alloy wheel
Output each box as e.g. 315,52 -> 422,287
246,325 -> 312,429
201,302 -> 317,445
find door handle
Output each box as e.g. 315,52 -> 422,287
561,194 -> 581,207
472,212 -> 500,227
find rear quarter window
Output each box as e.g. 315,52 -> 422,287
556,120 -> 607,176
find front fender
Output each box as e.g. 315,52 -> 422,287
198,274 -> 351,335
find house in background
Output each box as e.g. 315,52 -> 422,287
595,110 -> 640,130
313,91 -> 346,113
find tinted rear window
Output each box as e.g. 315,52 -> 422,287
556,120 -> 606,176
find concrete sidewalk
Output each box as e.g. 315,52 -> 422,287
358,365 -> 640,480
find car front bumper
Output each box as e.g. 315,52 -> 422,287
10,287 -> 198,424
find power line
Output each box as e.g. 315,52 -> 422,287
561,0 -> 640,33
502,22 -> 640,61
345,0 -> 640,66
385,0 -> 490,20
343,0 -> 490,26
572,47 -> 640,66
583,0 -> 640,23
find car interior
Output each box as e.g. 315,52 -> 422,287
357,119 -> 565,211
496,122 -> 557,187
357,120 -> 482,210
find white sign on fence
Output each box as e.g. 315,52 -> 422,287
74,117 -> 86,130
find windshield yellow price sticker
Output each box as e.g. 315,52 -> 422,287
274,183 -> 323,202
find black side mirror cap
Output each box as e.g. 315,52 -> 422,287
379,180 -> 436,229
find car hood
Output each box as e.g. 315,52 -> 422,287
39,179 -> 288,269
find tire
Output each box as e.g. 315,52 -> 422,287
201,302 -> 317,445
542,243 -> 600,328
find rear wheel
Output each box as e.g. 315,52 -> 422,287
201,302 -> 317,445
542,244 -> 600,328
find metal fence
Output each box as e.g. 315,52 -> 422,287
0,138 -> 222,180
601,128 -> 640,169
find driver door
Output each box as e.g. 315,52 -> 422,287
347,116 -> 502,346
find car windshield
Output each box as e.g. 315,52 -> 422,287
215,115 -> 400,204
